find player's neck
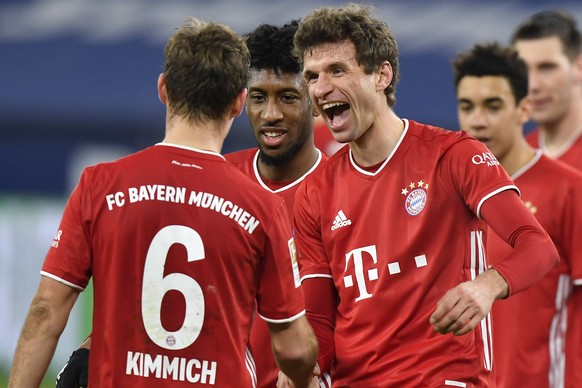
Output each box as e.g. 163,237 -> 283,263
350,109 -> 403,167
162,115 -> 230,153
540,96 -> 582,155
258,142 -> 320,181
499,137 -> 536,177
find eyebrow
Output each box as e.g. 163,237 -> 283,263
457,96 -> 504,104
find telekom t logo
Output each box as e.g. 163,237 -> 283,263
343,245 -> 429,302
343,245 -> 378,301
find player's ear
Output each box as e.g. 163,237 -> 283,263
376,60 -> 393,93
157,73 -> 168,105
231,88 -> 248,118
574,53 -> 582,83
517,96 -> 532,125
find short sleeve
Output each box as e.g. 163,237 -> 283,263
256,200 -> 305,322
441,136 -> 518,218
41,168 -> 93,290
293,180 -> 332,280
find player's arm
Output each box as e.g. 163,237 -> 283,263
302,277 -> 336,374
9,276 -> 80,388
430,189 -> 558,335
55,335 -> 91,388
269,316 -> 319,388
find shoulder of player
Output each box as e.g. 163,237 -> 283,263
301,145 -> 349,186
224,147 -> 258,165
536,153 -> 582,183
407,120 -> 476,152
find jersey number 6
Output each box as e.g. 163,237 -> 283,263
141,225 -> 206,350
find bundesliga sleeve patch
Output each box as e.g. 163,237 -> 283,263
288,237 -> 301,288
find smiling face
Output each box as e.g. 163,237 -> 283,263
302,39 -> 390,144
246,68 -> 314,166
457,75 -> 529,162
514,36 -> 581,127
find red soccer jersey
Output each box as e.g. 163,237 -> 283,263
526,128 -> 582,171
41,143 -> 305,387
526,129 -> 582,387
294,119 -> 518,387
226,147 -> 329,388
490,151 -> 582,387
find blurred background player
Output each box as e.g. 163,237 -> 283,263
9,17 -> 317,388
512,11 -> 582,386
287,4 -> 559,387
454,41 -> 582,388
512,10 -> 582,169
54,20 -> 329,388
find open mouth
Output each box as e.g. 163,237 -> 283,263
259,129 -> 287,147
322,102 -> 350,128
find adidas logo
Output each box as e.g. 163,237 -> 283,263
331,210 -> 352,231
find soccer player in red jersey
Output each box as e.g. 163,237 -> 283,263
8,18 -> 318,388
282,4 -> 559,387
512,12 -> 582,387
53,20 -> 328,388
454,42 -> 582,388
512,11 -> 582,171
226,21 -> 330,388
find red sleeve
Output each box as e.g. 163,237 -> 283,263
41,168 -> 93,289
481,190 -> 559,295
566,286 -> 582,385
302,277 -> 337,373
257,201 -> 306,322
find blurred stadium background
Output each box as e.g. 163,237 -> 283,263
1,0 -> 581,385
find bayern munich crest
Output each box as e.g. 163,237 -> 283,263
401,180 -> 428,216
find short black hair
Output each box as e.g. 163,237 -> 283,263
244,20 -> 300,74
452,42 -> 528,104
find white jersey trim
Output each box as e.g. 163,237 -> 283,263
573,278 -> 582,286
245,347 -> 257,388
349,119 -> 409,176
155,142 -> 226,160
511,149 -> 543,180
319,372 -> 332,387
252,149 -> 324,193
259,309 -> 306,324
548,274 -> 570,387
470,231 -> 493,371
40,271 -> 84,291
300,273 -> 334,283
476,185 -> 520,219
538,126 -> 582,159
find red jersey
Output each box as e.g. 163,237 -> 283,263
294,119 -> 518,387
502,146 -> 582,388
526,128 -> 582,171
226,147 -> 329,388
41,143 -> 305,387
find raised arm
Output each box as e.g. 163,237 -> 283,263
9,276 -> 80,387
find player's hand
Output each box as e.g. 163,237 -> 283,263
55,348 -> 89,388
276,363 -> 321,388
429,269 -> 508,336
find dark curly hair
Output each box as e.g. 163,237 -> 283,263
244,20 -> 301,75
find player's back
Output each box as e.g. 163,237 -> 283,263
42,143 -> 303,387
